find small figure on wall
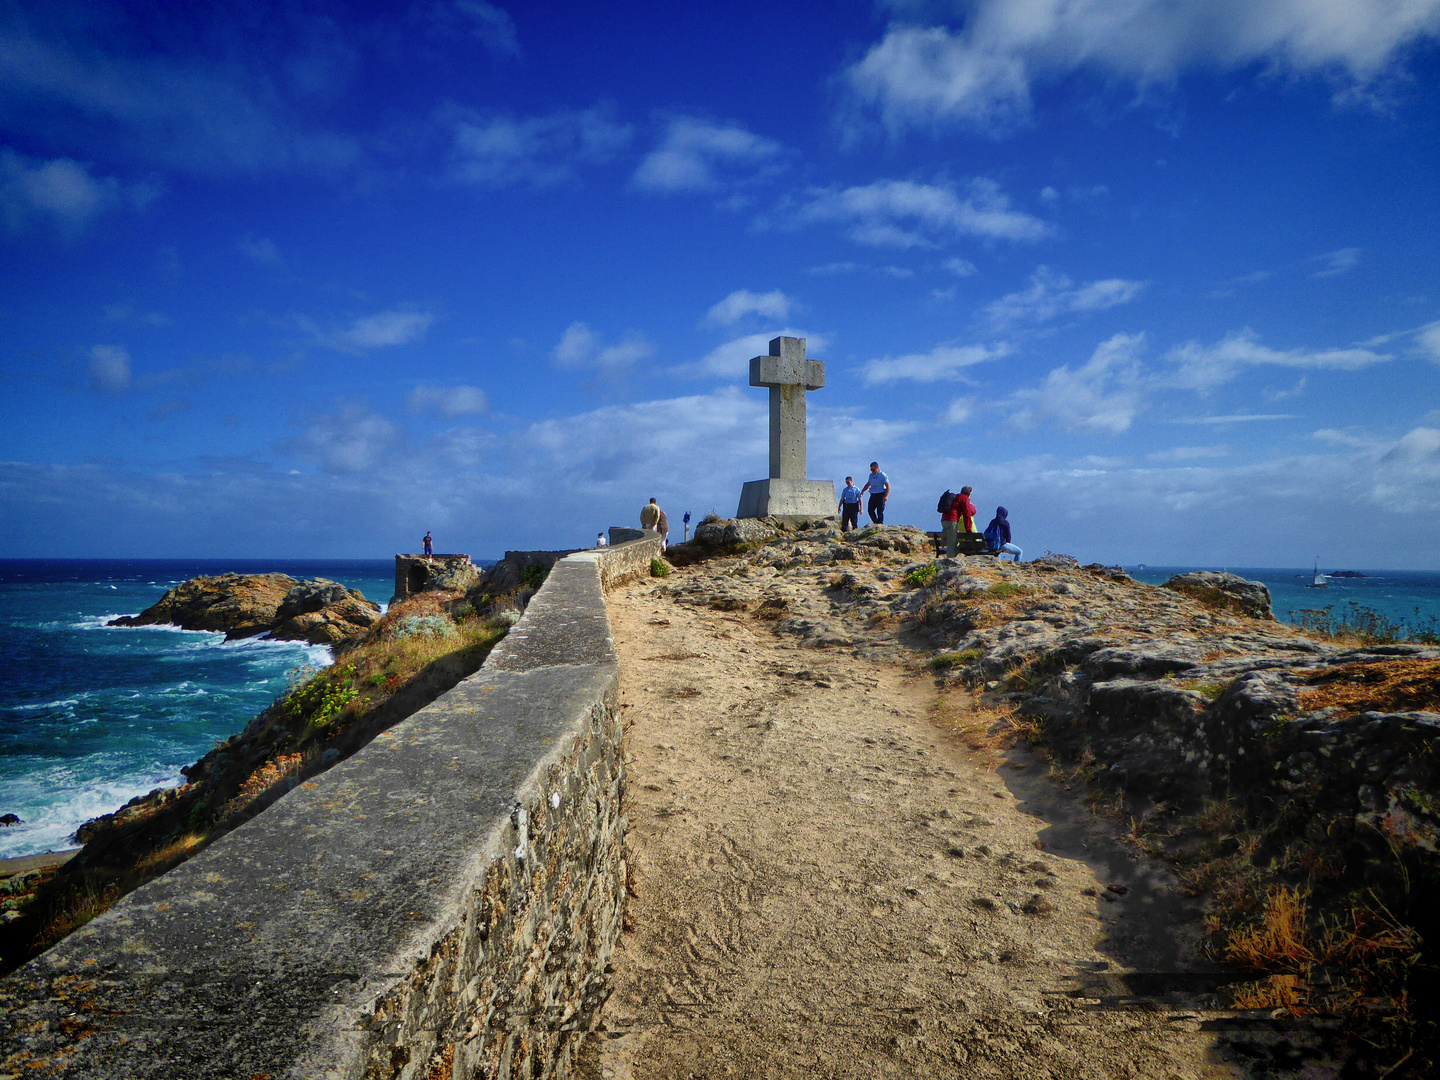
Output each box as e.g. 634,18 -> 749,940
422,531 -> 433,558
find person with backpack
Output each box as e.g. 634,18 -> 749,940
983,506 -> 1023,562
937,485 -> 976,556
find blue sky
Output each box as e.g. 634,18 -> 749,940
1,0 -> 1438,568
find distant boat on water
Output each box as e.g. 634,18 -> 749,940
1307,557 -> 1329,589
1329,570 -> 1366,578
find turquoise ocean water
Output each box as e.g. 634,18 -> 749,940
1,559 -> 1435,860
0,560 -> 394,859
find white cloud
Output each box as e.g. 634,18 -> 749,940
704,289 -> 794,326
87,345 -> 131,394
943,257 -> 978,276
1172,413 -> 1300,424
982,266 -> 1145,326
1167,329 -> 1390,390
239,235 -> 282,266
278,403 -> 402,473
846,1 -> 1440,134
437,1 -> 521,58
1311,246 -> 1362,277
862,341 -> 1008,384
330,310 -> 434,350
0,149 -> 155,235
1009,332 -> 1146,434
942,396 -> 976,424
103,304 -> 170,327
445,105 -> 632,187
0,25 -> 362,177
1374,427 -> 1440,511
1418,321 -> 1440,363
680,329 -> 827,380
798,178 -> 1049,248
552,322 -> 653,373
405,384 -> 489,418
633,116 -> 785,192
1146,445 -> 1229,461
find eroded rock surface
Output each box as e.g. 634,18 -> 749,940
109,573 -> 380,646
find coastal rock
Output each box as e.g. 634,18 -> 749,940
109,573 -> 297,639
108,572 -> 378,646
267,579 -> 381,647
1161,571 -> 1273,620
0,814 -> 19,827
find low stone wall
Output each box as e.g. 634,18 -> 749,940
0,540 -> 657,1079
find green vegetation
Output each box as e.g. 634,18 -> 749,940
986,581 -> 1029,600
0,594 -> 508,977
650,557 -> 672,578
903,562 -> 938,588
519,562 -> 549,589
930,649 -> 981,671
1291,602 -> 1440,645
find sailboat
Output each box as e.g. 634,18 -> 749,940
1307,557 -> 1329,589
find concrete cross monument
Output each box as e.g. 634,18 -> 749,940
736,336 -> 838,518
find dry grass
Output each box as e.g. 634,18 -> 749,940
928,694 -> 1027,766
1297,658 -> 1440,717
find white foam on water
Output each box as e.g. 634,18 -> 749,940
0,760 -> 184,860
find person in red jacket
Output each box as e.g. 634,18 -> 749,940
957,486 -> 977,532
941,485 -> 977,556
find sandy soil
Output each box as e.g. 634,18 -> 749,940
582,574 -> 1245,1080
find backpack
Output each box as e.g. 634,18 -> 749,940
983,521 -> 1002,551
937,490 -> 955,514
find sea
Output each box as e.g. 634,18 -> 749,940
0,559 -> 395,860
1,558 -> 1436,861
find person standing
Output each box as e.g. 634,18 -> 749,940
837,476 -> 862,532
859,462 -> 890,524
422,531 -> 433,558
640,498 -> 660,533
956,486 -> 977,534
984,506 -> 1023,562
655,503 -> 670,551
940,490 -> 962,556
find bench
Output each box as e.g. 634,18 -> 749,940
927,531 -> 993,557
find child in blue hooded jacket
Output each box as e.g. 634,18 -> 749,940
983,507 -> 1023,562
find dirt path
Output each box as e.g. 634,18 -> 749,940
584,575 -> 1240,1079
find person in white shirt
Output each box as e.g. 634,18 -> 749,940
596,532 -> 608,547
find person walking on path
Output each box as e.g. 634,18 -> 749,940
838,476 -> 862,532
422,531 -> 433,558
983,506 -> 1023,562
859,463 -> 889,524
655,504 -> 670,552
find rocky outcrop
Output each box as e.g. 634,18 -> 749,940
1162,570 -> 1273,620
109,573 -> 379,646
268,579 -> 383,646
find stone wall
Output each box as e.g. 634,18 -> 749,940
392,553 -> 481,605
0,540 -> 659,1079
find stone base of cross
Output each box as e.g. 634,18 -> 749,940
736,336 -> 837,519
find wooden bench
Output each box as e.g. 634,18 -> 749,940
926,531 -> 993,557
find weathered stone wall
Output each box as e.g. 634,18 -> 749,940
392,553 -> 481,604
0,542 -> 654,1079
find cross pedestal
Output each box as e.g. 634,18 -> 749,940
736,336 -> 837,519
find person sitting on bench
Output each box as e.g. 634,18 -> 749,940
983,506 -> 1023,562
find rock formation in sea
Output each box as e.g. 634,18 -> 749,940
108,573 -> 380,647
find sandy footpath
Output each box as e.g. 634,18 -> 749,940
581,574 -> 1241,1080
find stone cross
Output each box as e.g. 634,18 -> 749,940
750,336 -> 824,480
